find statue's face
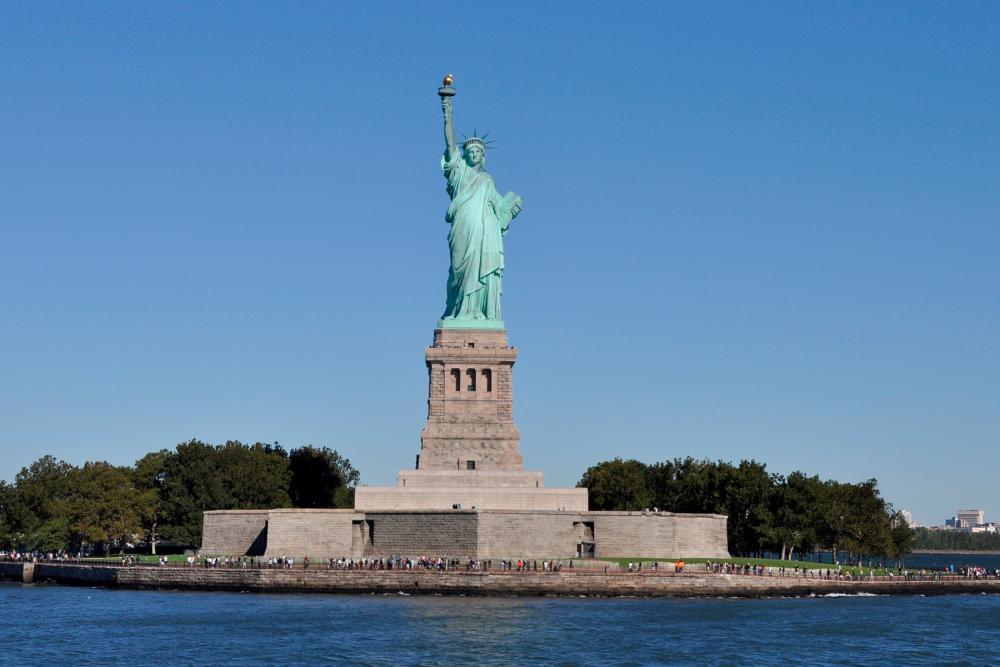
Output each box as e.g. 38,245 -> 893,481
464,145 -> 484,167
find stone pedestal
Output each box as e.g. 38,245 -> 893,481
418,328 -> 522,471
353,327 -> 589,512
352,485 -> 588,511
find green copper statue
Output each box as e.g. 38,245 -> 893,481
438,75 -> 522,329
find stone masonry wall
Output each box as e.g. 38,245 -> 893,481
365,511 -> 479,558
201,510 -> 269,556
590,512 -> 729,559
200,509 -> 729,560
477,511 -> 581,560
477,511 -> 729,560
420,329 -> 522,471
354,486 -> 588,511
263,509 -> 355,559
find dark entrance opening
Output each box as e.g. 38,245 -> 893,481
573,521 -> 596,558
352,519 -> 375,555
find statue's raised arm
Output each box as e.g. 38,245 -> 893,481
440,75 -> 458,159
442,97 -> 458,158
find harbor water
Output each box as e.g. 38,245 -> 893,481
1,581 -> 998,665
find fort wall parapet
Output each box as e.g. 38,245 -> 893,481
200,508 -> 730,561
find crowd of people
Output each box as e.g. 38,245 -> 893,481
626,561 -> 663,572
326,556 -> 457,571
3,549 -> 999,581
0,551 -> 83,563
701,560 -> 1000,581
184,555 -> 585,573
963,566 -> 999,579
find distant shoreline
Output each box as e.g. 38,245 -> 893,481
912,549 -> 1000,556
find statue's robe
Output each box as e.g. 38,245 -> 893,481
441,150 -> 514,321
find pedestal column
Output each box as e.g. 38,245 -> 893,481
418,328 -> 522,470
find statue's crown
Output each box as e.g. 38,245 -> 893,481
462,130 -> 494,152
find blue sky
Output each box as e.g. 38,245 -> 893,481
2,2 -> 997,526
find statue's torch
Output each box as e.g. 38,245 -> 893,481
438,73 -> 456,98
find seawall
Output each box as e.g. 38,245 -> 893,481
3,563 -> 1000,597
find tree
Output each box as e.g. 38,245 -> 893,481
13,455 -> 77,536
133,450 -> 169,554
668,458 -> 729,515
578,458 -> 653,511
0,481 -> 27,549
159,440 -> 226,547
770,472 -> 823,560
288,446 -> 359,508
4,457 -> 147,554
159,440 -> 293,547
579,455 -> 912,561
645,460 -> 680,510
817,479 -> 891,564
911,527 -> 1000,551
886,510 -> 915,565
722,460 -> 776,557
64,462 -> 145,553
216,441 -> 291,509
2,440 -> 364,553
28,518 -> 71,553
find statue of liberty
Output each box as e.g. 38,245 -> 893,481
438,76 -> 522,328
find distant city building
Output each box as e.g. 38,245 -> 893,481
943,511 -> 992,534
956,509 -> 985,526
899,510 -> 914,527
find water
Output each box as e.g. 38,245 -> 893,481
2,582 -> 999,665
905,552 -> 1000,571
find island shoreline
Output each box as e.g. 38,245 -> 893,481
3,562 -> 999,598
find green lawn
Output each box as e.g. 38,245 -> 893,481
83,554 -> 190,565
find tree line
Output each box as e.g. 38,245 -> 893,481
911,527 -> 1000,552
0,440 -> 358,554
578,457 -> 914,563
1,444 -> 920,562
